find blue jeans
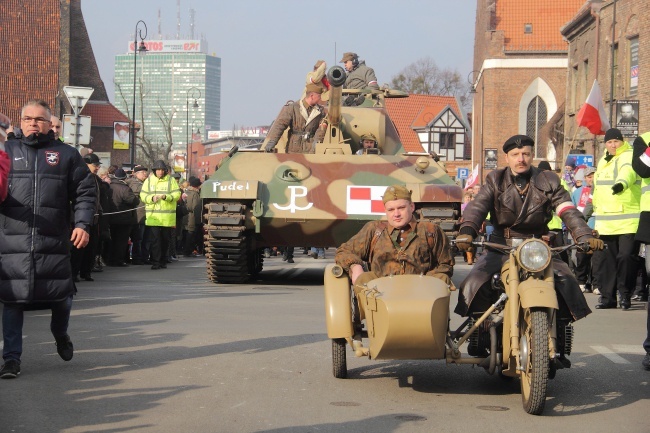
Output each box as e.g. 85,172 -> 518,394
2,295 -> 73,363
310,247 -> 325,258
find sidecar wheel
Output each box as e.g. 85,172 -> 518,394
519,309 -> 549,415
332,338 -> 347,379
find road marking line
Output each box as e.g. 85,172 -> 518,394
591,345 -> 630,364
612,344 -> 645,354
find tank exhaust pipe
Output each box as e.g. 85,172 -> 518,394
326,66 -> 346,127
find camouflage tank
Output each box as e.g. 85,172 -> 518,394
200,66 -> 462,283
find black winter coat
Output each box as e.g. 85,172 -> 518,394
109,179 -> 138,225
0,132 -> 96,303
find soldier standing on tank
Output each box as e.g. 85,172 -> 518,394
264,83 -> 327,154
303,60 -> 330,102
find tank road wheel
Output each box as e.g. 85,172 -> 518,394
332,338 -> 347,379
204,202 -> 256,283
519,308 -> 550,415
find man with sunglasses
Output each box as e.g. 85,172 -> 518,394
0,100 -> 96,378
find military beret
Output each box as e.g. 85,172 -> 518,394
382,185 -> 412,204
503,134 -> 534,153
339,52 -> 357,63
305,83 -> 324,95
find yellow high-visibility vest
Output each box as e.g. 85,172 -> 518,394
593,141 -> 641,235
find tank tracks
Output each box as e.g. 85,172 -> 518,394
204,201 -> 262,283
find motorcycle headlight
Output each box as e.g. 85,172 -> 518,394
516,239 -> 551,273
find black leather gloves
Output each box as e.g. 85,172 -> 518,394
611,183 -> 624,194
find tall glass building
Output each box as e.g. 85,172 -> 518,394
114,40 -> 221,154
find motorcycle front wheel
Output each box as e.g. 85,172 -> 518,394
519,308 -> 549,415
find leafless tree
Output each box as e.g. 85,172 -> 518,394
115,79 -> 176,168
391,57 -> 471,111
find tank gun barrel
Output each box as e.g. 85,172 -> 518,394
326,66 -> 346,127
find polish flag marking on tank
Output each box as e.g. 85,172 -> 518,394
346,185 -> 386,215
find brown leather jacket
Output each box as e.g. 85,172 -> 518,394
461,167 -> 592,241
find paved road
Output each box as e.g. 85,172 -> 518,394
0,254 -> 647,432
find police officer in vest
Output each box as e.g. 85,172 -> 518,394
631,131 -> 650,369
592,128 -> 642,310
140,160 -> 181,270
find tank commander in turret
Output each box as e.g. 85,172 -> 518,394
340,52 -> 379,107
355,133 -> 380,155
335,185 -> 455,298
340,52 -> 379,90
264,83 -> 327,154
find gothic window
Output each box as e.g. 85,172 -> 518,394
526,96 -> 547,159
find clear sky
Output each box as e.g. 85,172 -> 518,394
81,0 -> 476,130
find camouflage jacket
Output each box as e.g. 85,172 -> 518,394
266,99 -> 326,153
344,61 -> 379,90
335,218 -> 454,279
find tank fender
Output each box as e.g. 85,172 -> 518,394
203,179 -> 259,200
324,264 -> 354,339
518,279 -> 559,310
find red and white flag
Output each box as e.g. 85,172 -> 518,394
576,79 -> 610,135
464,164 -> 479,191
346,185 -> 386,215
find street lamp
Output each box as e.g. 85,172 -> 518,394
189,119 -> 203,178
186,87 -> 201,177
130,20 -> 148,167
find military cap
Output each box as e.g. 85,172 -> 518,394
502,134 -> 534,153
305,83 -> 324,95
382,185 -> 412,204
339,52 -> 358,63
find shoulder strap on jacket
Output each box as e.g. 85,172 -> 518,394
368,222 -> 387,264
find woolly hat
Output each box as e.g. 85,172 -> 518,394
189,177 -> 201,188
604,128 -> 623,142
382,185 -> 412,204
113,168 -> 127,180
83,153 -> 101,165
538,161 -> 552,171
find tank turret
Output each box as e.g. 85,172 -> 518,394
200,67 -> 462,283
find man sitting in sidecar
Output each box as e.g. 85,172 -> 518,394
335,184 -> 455,323
455,135 -> 604,361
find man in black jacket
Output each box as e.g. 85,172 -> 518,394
0,100 -> 96,379
455,135 -> 603,323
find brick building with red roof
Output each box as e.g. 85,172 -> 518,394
385,94 -> 471,179
0,0 -> 134,167
472,0 -> 584,180
561,0 -> 648,161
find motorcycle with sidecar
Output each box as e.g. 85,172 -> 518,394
323,238 -> 591,415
